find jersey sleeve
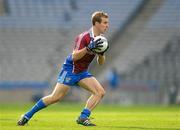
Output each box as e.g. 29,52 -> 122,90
73,33 -> 90,51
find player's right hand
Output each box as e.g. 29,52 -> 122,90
86,38 -> 103,52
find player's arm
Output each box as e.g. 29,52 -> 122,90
97,54 -> 105,65
72,48 -> 89,61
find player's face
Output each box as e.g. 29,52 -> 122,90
97,17 -> 109,34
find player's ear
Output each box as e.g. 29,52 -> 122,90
95,21 -> 100,26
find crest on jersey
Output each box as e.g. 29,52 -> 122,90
65,77 -> 71,83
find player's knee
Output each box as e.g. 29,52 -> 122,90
97,89 -> 105,98
101,89 -> 106,98
50,95 -> 60,103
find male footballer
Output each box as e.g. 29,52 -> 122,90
17,11 -> 109,126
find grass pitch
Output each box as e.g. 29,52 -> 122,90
0,103 -> 180,130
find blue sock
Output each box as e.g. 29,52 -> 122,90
80,108 -> 91,119
24,99 -> 46,120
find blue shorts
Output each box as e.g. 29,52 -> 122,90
57,69 -> 93,86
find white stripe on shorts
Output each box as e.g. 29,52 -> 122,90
59,71 -> 67,83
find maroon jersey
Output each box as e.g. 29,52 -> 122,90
73,29 -> 96,73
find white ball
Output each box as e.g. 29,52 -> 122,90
93,35 -> 109,53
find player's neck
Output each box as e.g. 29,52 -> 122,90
92,26 -> 100,37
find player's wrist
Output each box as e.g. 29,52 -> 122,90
86,46 -> 97,55
86,46 -> 92,52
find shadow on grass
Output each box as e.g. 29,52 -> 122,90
0,118 -> 15,121
100,126 -> 179,130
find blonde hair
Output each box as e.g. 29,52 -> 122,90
91,11 -> 108,25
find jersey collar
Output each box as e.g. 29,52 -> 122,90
89,27 -> 104,38
89,27 -> 95,38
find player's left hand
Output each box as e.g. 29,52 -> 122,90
86,38 -> 103,53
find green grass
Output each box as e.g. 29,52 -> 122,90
0,103 -> 180,130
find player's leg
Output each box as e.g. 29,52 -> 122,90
79,77 -> 105,111
76,77 -> 105,126
42,83 -> 70,105
17,83 -> 70,126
